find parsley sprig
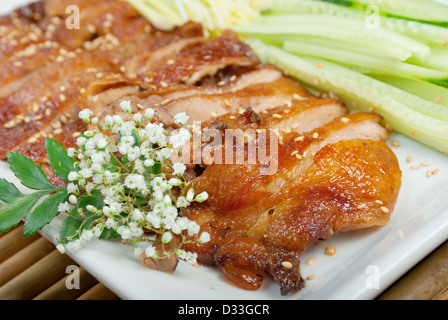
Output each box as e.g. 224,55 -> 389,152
0,150 -> 69,237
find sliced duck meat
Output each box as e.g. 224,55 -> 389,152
181,113 -> 400,295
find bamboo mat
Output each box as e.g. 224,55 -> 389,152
0,223 -> 120,300
1,223 -> 448,300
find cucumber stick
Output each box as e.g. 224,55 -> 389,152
235,15 -> 431,61
408,48 -> 448,73
347,0 -> 448,22
246,40 -> 448,153
371,75 -> 448,107
266,0 -> 448,47
236,24 -> 414,61
252,15 -> 431,61
283,40 -> 448,83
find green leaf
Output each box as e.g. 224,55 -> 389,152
58,206 -> 98,243
99,228 -> 120,240
0,179 -> 25,203
0,191 -> 47,234
45,138 -> 77,182
77,190 -> 105,213
59,212 -> 84,242
23,190 -> 69,237
7,152 -> 55,191
147,161 -> 161,175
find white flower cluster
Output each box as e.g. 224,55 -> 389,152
56,101 -> 210,266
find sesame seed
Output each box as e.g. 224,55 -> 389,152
53,128 -> 63,135
306,274 -> 316,281
421,161 -> 430,167
295,154 -> 303,160
272,114 -> 282,119
380,206 -> 390,213
329,91 -> 337,99
357,203 -> 366,209
45,108 -> 51,116
426,168 -> 439,178
411,164 -> 421,170
306,258 -> 315,265
292,93 -> 302,101
294,136 -> 304,142
59,94 -> 66,102
375,200 -> 384,205
211,112 -> 218,118
312,132 -> 319,139
87,24 -> 96,34
52,121 -> 61,129
28,136 -> 38,143
391,140 -> 400,147
281,261 -> 293,269
3,120 -> 16,128
325,245 -> 336,256
280,127 -> 291,134
32,103 -> 39,113
340,117 -> 350,124
72,131 -> 81,138
230,75 -> 237,82
313,77 -> 319,86
406,155 -> 413,163
160,81 -> 168,88
166,59 -> 174,65
13,61 -> 23,67
217,80 -> 226,86
435,96 -> 442,104
291,150 -> 299,156
316,62 -> 324,68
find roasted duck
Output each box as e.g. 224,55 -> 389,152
0,0 -> 402,296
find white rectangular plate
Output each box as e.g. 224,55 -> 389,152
2,0 -> 448,300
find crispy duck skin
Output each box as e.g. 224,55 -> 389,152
182,113 -> 401,295
141,30 -> 259,86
